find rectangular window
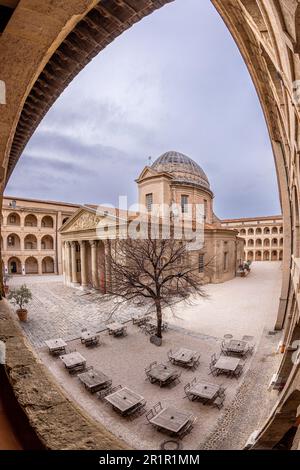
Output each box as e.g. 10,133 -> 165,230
146,193 -> 153,212
204,199 -> 207,221
199,253 -> 205,273
224,252 -> 228,272
181,195 -> 189,213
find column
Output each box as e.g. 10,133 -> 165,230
80,241 -> 88,289
90,240 -> 99,289
71,241 -> 78,285
65,241 -> 72,284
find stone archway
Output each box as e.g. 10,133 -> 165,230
255,251 -> 262,261
25,257 -> 38,274
42,257 -> 54,274
263,251 -> 270,261
0,0 -> 299,453
8,257 -> 21,275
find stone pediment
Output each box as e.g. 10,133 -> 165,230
60,209 -> 105,233
135,166 -> 172,183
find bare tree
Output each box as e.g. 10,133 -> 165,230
103,237 -> 210,339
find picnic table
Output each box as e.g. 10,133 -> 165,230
215,356 -> 240,372
150,406 -> 192,435
169,348 -> 198,366
60,351 -> 86,374
81,331 -> 100,346
225,339 -> 248,355
45,338 -> 67,356
78,369 -> 111,393
188,381 -> 220,402
107,322 -> 127,337
147,363 -> 179,387
105,387 -> 145,416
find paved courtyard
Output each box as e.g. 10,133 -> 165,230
8,262 -> 283,449
10,262 -> 282,348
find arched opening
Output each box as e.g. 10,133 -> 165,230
8,257 -> 21,275
248,239 -> 254,247
271,250 -> 278,261
7,233 -> 20,250
264,239 -> 270,247
279,250 -> 283,261
255,251 -> 262,261
272,227 -> 278,234
248,228 -> 254,235
263,227 -> 270,235
7,212 -> 20,226
62,217 -> 69,225
247,251 -> 254,262
24,214 -> 38,227
240,228 -> 246,235
272,238 -> 278,247
256,238 -> 262,247
41,235 -> 54,250
25,257 -> 38,274
24,234 -> 37,250
280,226 -> 283,234
41,216 -> 54,228
42,256 -> 54,274
280,238 -> 283,246
263,251 -> 270,261
256,228 -> 262,235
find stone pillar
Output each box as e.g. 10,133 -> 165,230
64,241 -> 72,285
80,241 -> 88,289
71,241 -> 78,285
90,240 -> 99,289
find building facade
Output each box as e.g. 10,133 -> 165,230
221,216 -> 283,262
60,152 -> 244,291
1,196 -> 79,276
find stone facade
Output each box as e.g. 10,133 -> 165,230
1,196 -> 79,276
221,216 -> 283,262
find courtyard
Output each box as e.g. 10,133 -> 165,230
8,262 -> 283,449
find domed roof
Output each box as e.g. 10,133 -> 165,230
151,151 -> 210,190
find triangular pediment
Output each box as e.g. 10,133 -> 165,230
59,206 -> 119,233
135,166 -> 173,183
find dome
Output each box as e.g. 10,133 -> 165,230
151,151 -> 210,190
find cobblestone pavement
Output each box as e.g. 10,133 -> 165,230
10,276 -> 140,348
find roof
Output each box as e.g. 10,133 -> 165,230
151,151 -> 211,191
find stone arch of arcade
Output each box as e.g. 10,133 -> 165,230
0,0 -> 300,451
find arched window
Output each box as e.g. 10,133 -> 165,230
240,229 -> 246,235
7,233 -> 21,249
41,235 -> 54,250
272,226 -> 278,234
41,216 -> 54,228
263,227 -> 270,234
255,251 -> 262,261
7,212 -> 20,226
25,257 -> 38,274
24,234 -> 37,250
255,228 -> 262,235
42,257 -> 55,274
248,228 -> 254,235
264,239 -> 270,247
25,214 -> 38,227
256,238 -> 262,246
248,239 -> 254,246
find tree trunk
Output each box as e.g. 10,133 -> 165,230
155,299 -> 162,338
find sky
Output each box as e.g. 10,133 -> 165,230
5,0 -> 281,219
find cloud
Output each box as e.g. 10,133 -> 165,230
5,0 -> 281,218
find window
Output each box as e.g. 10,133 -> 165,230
224,252 -> 228,272
146,193 -> 153,212
9,215 -> 16,224
204,199 -> 208,220
8,236 -> 14,246
199,253 -> 205,273
181,195 -> 189,213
